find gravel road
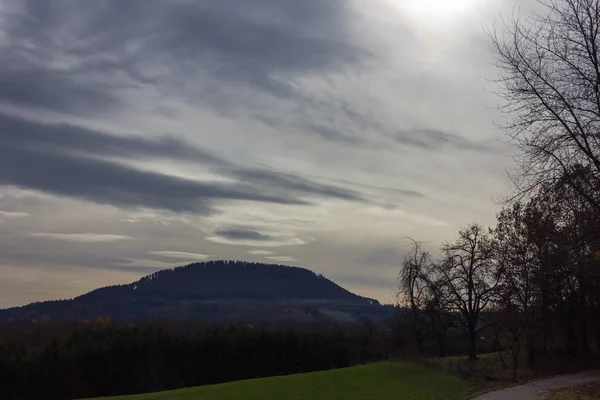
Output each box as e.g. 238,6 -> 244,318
471,370 -> 600,400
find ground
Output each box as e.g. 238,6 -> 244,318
549,380 -> 600,400
86,362 -> 478,400
471,371 -> 600,400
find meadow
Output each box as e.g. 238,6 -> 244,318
87,362 -> 478,400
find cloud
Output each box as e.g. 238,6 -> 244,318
307,125 -> 361,144
213,228 -> 274,242
0,211 -> 29,218
395,129 -> 491,151
256,115 -> 364,145
0,0 -> 367,114
0,0 -> 512,309
329,179 -> 425,199
113,258 -> 178,271
265,256 -> 298,263
210,227 -> 310,249
0,143 -> 301,214
30,233 -> 132,243
360,206 -> 451,227
248,250 -> 274,255
0,113 -> 370,212
206,231 -> 306,247
231,168 -> 365,203
0,113 -> 226,165
148,251 -> 210,261
0,70 -> 118,116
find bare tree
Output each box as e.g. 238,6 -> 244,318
397,239 -> 431,355
436,224 -> 501,360
490,0 -> 600,210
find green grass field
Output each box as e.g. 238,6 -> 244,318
88,362 -> 477,400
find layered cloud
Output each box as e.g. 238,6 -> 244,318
0,0 -> 519,307
0,113 -> 376,213
148,251 -> 210,261
29,233 -> 132,243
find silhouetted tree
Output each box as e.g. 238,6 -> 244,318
436,224 -> 501,360
490,0 -> 600,211
492,168 -> 600,365
397,239 -> 431,355
421,269 -> 455,357
493,201 -> 544,367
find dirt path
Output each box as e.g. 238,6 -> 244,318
471,370 -> 600,400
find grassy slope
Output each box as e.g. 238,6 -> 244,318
88,362 -> 476,400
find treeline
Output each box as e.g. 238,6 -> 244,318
404,0 -> 600,379
398,169 -> 600,378
0,320 -> 387,400
399,0 -> 600,376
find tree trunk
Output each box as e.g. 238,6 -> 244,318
527,334 -> 535,367
565,314 -> 577,356
542,318 -> 551,356
527,346 -> 535,367
468,325 -> 477,360
436,335 -> 446,357
415,326 -> 424,356
580,313 -> 589,352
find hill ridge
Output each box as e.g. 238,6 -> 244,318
0,260 -> 387,323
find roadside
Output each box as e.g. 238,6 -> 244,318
548,380 -> 600,400
470,371 -> 600,400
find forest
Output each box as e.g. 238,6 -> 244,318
0,320 -> 394,400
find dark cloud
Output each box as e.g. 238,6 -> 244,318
0,0 -> 366,113
307,125 -> 361,144
395,129 -> 491,152
0,114 -> 368,212
1,114 -> 226,166
0,116 -> 307,212
0,115 -> 381,209
333,179 -> 424,199
0,71 -> 118,115
231,169 -> 365,203
213,228 -> 274,242
0,146 -> 303,213
254,115 -> 364,145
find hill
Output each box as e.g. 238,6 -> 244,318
85,362 -> 476,400
0,261 -> 391,323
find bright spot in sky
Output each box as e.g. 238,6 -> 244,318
391,0 -> 481,23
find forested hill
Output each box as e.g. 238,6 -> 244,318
84,260 -> 376,302
0,261 -> 387,322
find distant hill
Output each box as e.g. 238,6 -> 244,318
0,261 -> 392,323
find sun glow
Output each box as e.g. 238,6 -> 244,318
391,0 -> 480,23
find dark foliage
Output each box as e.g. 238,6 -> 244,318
0,321 -> 386,400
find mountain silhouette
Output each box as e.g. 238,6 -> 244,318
0,261 -> 390,323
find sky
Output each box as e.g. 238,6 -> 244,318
0,0 -> 537,308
